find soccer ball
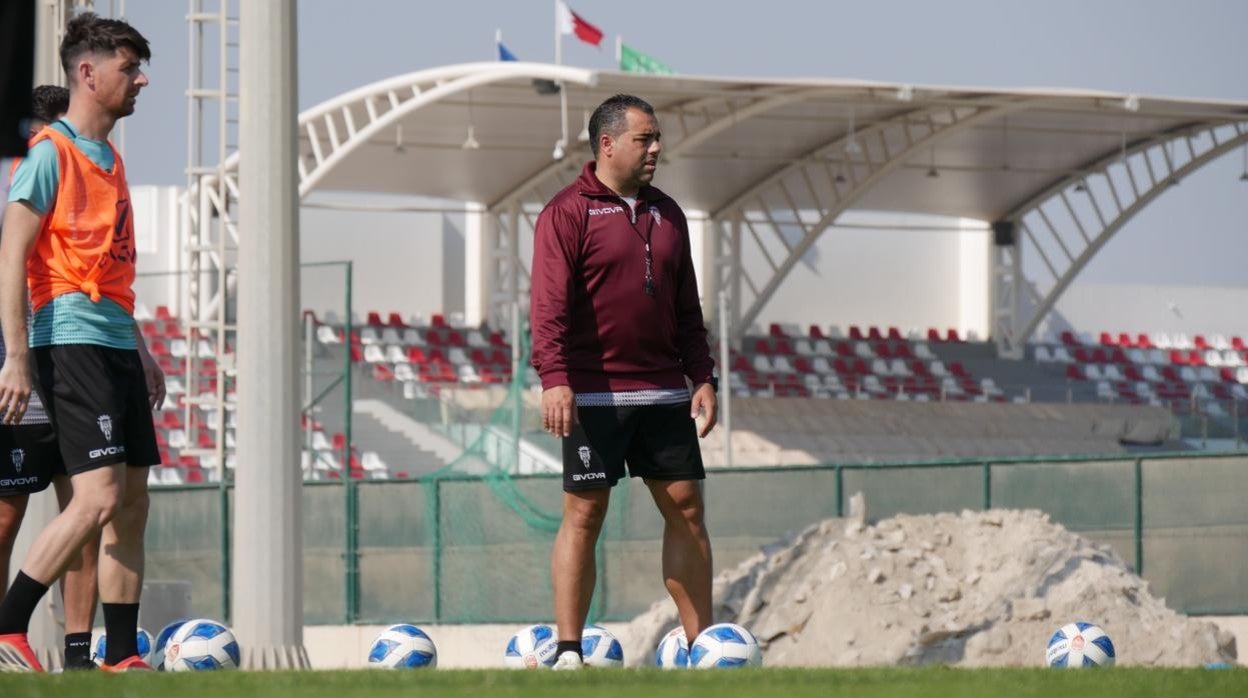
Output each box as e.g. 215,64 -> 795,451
164,618 -> 240,671
91,627 -> 153,665
367,624 -> 437,669
580,625 -> 623,667
1046,622 -> 1115,668
654,627 -> 689,669
152,619 -> 188,671
689,623 -> 763,669
504,624 -> 558,669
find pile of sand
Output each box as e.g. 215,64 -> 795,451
622,507 -> 1237,667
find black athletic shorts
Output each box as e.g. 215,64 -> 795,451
33,344 -> 161,475
562,402 -> 705,491
0,423 -> 64,496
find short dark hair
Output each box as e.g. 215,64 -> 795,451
60,12 -> 151,80
588,94 -> 655,158
31,85 -> 70,123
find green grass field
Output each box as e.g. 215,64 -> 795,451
1,667 -> 1245,698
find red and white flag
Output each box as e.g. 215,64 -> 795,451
556,1 -> 604,47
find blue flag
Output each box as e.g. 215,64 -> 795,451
498,41 -> 518,62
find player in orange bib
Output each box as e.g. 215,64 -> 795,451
0,13 -> 162,673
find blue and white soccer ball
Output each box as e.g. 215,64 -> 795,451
504,623 -> 558,669
654,627 -> 689,669
580,625 -> 623,668
1046,622 -> 1115,668
164,618 -> 240,671
91,627 -> 153,666
689,623 -> 763,669
367,624 -> 437,669
152,619 -> 188,671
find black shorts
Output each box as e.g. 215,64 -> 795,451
33,344 -> 161,475
0,423 -> 64,496
562,402 -> 705,491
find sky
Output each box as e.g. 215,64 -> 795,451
108,0 -> 1247,287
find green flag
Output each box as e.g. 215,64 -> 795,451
619,41 -> 675,75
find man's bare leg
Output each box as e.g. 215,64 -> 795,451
551,488 -> 610,645
53,476 -> 99,668
0,494 -> 30,595
646,479 -> 713,643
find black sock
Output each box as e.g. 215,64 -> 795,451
102,603 -> 140,665
0,572 -> 50,635
64,632 -> 93,667
556,640 -> 582,659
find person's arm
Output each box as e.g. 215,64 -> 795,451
530,203 -> 579,437
0,201 -> 42,424
671,208 -> 717,437
133,321 -> 166,410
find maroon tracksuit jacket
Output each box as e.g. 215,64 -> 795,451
529,162 -> 715,394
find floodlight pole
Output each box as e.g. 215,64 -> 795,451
233,0 -> 309,669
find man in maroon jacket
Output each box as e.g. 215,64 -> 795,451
530,94 -> 717,669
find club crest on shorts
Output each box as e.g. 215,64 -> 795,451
9,449 -> 23,473
97,414 -> 114,441
577,446 -> 592,469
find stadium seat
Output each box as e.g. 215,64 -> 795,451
949,361 -> 969,378
1232,336 -> 1246,351
1060,331 -> 1079,346
1099,332 -> 1115,346
889,359 -> 911,377
773,338 -> 795,356
380,327 -> 402,346
1064,365 -> 1082,381
394,363 -> 417,382
811,357 -> 833,374
1194,335 -> 1209,350
793,357 -> 813,374
871,358 -> 891,376
1117,332 -> 1133,347
913,342 -> 935,361
364,344 -> 386,363
794,339 -> 815,356
387,312 -> 406,328
772,356 -> 796,374
929,360 -> 948,378
1034,345 -> 1054,362
849,326 -> 864,341
886,327 -> 903,342
867,326 -> 884,341
813,339 -> 833,357
753,338 -> 772,355
316,325 -> 343,345
1179,366 -> 1199,382
808,324 -> 826,339
834,342 -> 854,358
366,311 -> 384,327
825,326 -> 844,340
1198,366 -> 1218,383
360,326 -> 381,345
768,323 -> 786,338
1102,364 -> 1124,381
384,345 -> 406,364
926,328 -> 941,343
854,342 -> 875,359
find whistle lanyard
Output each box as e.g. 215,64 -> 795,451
622,201 -> 657,296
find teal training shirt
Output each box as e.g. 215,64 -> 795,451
6,119 -> 135,350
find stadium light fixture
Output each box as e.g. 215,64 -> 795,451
394,124 -> 406,154
577,110 -> 590,142
844,109 -> 862,155
461,125 -> 480,150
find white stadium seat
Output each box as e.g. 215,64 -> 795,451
360,327 -> 381,345
913,342 -> 935,361
402,328 -> 425,346
1052,346 -> 1073,363
812,357 -> 834,374
794,339 -> 815,356
813,339 -> 833,357
385,345 -> 407,364
1034,345 -> 1054,362
364,344 -> 386,363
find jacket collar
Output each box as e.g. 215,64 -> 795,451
575,161 -> 670,204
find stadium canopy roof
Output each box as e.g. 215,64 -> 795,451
281,62 -> 1248,220
206,62 -> 1248,352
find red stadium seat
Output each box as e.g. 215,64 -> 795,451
489,331 -> 507,347
893,343 -> 913,359
155,305 -> 173,321
430,314 -> 447,329
793,357 -> 813,374
1117,333 -> 1133,347
773,339 -> 794,356
490,349 -> 510,365
1186,350 -> 1205,366
1232,336 -> 1246,351
372,364 -> 395,382
768,323 -> 785,338
1194,335 -> 1208,350
1098,332 -> 1114,346
1136,333 -> 1153,349
732,355 -> 750,372
848,326 -> 864,341
332,433 -> 346,451
887,327 -> 903,341
808,324 -> 826,339
366,311 -> 384,327
867,327 -> 884,341
407,346 -> 427,363
753,338 -> 772,355
911,361 -> 930,377
949,361 -> 969,378
1168,349 -> 1186,365
350,345 -> 364,363
835,342 -> 853,358
945,329 -> 960,343
1221,367 -> 1238,383
446,330 -> 465,347
1060,331 -> 1078,346
926,328 -> 941,343
387,312 -> 406,328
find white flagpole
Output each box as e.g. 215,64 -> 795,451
555,0 -> 568,159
